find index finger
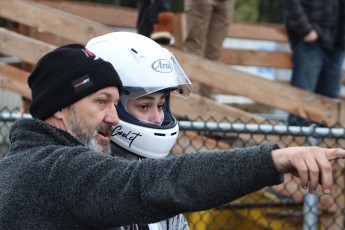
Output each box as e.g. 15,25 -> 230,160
326,148 -> 345,160
316,153 -> 332,194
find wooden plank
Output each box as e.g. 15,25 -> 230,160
0,63 -> 31,99
0,28 -> 55,65
168,46 -> 341,126
0,63 -> 28,85
17,24 -> 36,72
35,1 -> 288,43
228,22 -> 288,42
220,48 -> 292,69
0,0 -> 114,44
22,29 -> 75,47
337,100 -> 345,126
171,93 -> 264,122
172,13 -> 186,50
34,0 -> 137,28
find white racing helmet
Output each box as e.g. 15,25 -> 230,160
86,32 -> 193,159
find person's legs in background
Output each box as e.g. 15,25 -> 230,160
315,48 -> 345,99
137,0 -> 152,37
287,40 -> 324,126
183,0 -> 214,98
201,0 -> 235,97
204,0 -> 236,60
183,0 -> 213,57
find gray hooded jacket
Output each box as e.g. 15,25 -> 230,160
0,118 -> 283,229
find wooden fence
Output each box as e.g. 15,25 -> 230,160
1,0 -> 344,126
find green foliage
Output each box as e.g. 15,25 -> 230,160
234,0 -> 260,22
171,1 -> 184,13
234,0 -> 283,23
257,0 -> 283,23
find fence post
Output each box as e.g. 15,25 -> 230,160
303,133 -> 320,230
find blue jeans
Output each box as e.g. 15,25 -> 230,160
287,40 -> 345,126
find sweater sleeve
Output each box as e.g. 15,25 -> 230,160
281,0 -> 313,38
52,142 -> 282,227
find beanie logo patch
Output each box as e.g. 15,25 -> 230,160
82,48 -> 100,60
72,74 -> 93,92
151,59 -> 173,73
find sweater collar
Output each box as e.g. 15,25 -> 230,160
9,118 -> 82,150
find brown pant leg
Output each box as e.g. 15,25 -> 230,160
205,0 -> 236,60
183,0 -> 213,57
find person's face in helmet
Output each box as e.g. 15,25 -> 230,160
125,91 -> 165,126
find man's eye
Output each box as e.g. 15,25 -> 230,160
97,99 -> 106,105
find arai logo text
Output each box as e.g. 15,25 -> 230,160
151,59 -> 173,73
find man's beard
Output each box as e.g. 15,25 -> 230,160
66,105 -> 111,153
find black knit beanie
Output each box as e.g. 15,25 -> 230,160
28,44 -> 122,120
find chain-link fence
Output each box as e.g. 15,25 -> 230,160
1,107 -> 345,230
175,117 -> 345,230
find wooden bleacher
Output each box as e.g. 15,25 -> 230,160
1,0 -> 345,126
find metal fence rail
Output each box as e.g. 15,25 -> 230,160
1,108 -> 345,230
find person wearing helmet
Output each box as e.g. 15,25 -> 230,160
86,32 -> 192,160
87,32 -> 191,229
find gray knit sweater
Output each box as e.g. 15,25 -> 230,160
0,118 -> 283,229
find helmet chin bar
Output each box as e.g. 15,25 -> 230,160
113,93 -> 178,159
110,119 -> 179,159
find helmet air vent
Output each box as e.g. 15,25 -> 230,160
130,48 -> 138,54
154,133 -> 166,136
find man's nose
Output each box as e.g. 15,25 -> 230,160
104,106 -> 119,126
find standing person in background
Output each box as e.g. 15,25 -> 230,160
281,0 -> 345,126
137,0 -> 174,45
183,0 -> 236,97
87,31 -> 190,230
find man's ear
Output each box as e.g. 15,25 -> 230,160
53,110 -> 64,120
